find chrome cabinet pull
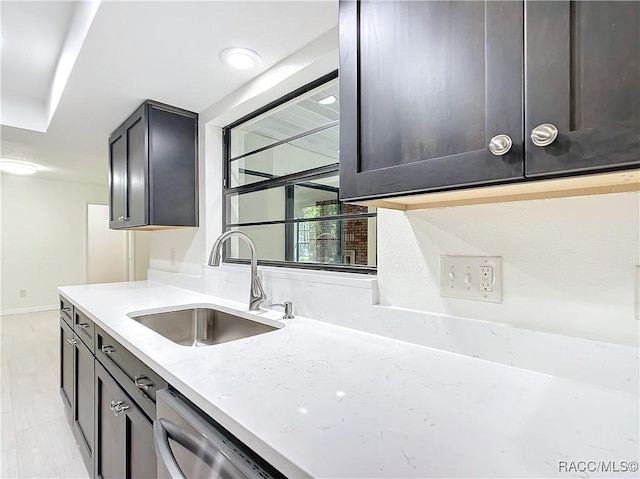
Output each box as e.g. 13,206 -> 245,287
488,134 -> 513,156
101,345 -> 115,354
66,338 -> 79,345
531,123 -> 559,147
134,375 -> 153,391
110,400 -> 129,416
78,323 -> 90,329
113,403 -> 129,416
61,307 -> 71,312
117,216 -> 130,222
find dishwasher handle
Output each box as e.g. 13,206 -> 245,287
154,418 -> 233,479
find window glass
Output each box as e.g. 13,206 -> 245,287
223,73 -> 376,272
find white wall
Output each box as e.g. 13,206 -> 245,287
378,192 -> 640,345
0,175 -> 108,313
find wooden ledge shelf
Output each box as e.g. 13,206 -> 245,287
356,170 -> 640,211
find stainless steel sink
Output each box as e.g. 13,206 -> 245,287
130,308 -> 278,347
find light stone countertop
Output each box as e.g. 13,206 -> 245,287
59,281 -> 639,478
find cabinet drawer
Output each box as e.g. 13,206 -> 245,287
95,326 -> 167,419
60,296 -> 73,325
73,309 -> 95,352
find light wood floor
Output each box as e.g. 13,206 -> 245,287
1,310 -> 90,478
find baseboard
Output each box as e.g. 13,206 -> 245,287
0,305 -> 58,316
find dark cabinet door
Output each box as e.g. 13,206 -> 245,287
124,108 -> 148,228
340,0 -> 524,201
60,318 -> 74,419
95,362 -> 126,479
95,361 -> 157,479
124,399 -> 157,479
109,106 -> 148,229
525,1 -> 640,176
109,128 -> 127,228
74,339 -> 94,474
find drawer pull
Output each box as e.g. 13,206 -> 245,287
134,375 -> 153,391
101,345 -> 116,354
109,400 -> 123,411
61,307 -> 71,312
66,338 -> 78,345
113,403 -> 129,416
78,323 -> 90,329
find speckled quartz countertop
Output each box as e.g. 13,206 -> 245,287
59,281 -> 639,479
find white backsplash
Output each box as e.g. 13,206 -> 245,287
148,265 -> 638,394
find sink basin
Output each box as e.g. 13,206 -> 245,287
130,308 -> 278,347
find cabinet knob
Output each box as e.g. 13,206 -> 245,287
531,123 -> 559,147
488,134 -> 513,156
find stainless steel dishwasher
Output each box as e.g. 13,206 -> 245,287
155,389 -> 285,479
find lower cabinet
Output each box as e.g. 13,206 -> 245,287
95,361 -> 156,479
74,337 -> 94,473
59,317 -> 74,418
60,314 -> 95,474
59,296 -> 162,479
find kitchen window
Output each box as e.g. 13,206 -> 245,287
222,71 -> 377,273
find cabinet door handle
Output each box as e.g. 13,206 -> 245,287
66,338 -> 79,345
113,403 -> 130,416
78,322 -> 90,329
61,307 -> 71,312
117,216 -> 130,222
531,123 -> 559,147
101,345 -> 116,354
134,375 -> 153,391
109,400 -> 123,411
488,134 -> 513,156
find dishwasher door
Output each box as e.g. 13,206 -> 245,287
155,389 -> 275,479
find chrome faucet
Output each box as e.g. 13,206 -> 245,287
208,231 -> 267,311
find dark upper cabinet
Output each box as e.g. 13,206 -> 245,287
339,0 -> 639,203
340,0 -> 524,201
109,100 -> 199,230
525,1 -> 640,177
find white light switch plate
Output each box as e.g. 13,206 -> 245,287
440,256 -> 503,303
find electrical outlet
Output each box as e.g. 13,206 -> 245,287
479,266 -> 494,292
19,289 -> 27,297
440,256 -> 502,303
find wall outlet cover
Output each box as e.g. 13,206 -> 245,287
440,256 -> 503,303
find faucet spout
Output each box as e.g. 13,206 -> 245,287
208,231 -> 267,311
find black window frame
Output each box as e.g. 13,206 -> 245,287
222,70 -> 377,274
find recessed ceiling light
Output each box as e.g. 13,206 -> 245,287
318,95 -> 337,105
0,159 -> 39,175
220,47 -> 261,70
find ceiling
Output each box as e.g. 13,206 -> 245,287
0,1 -> 338,185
